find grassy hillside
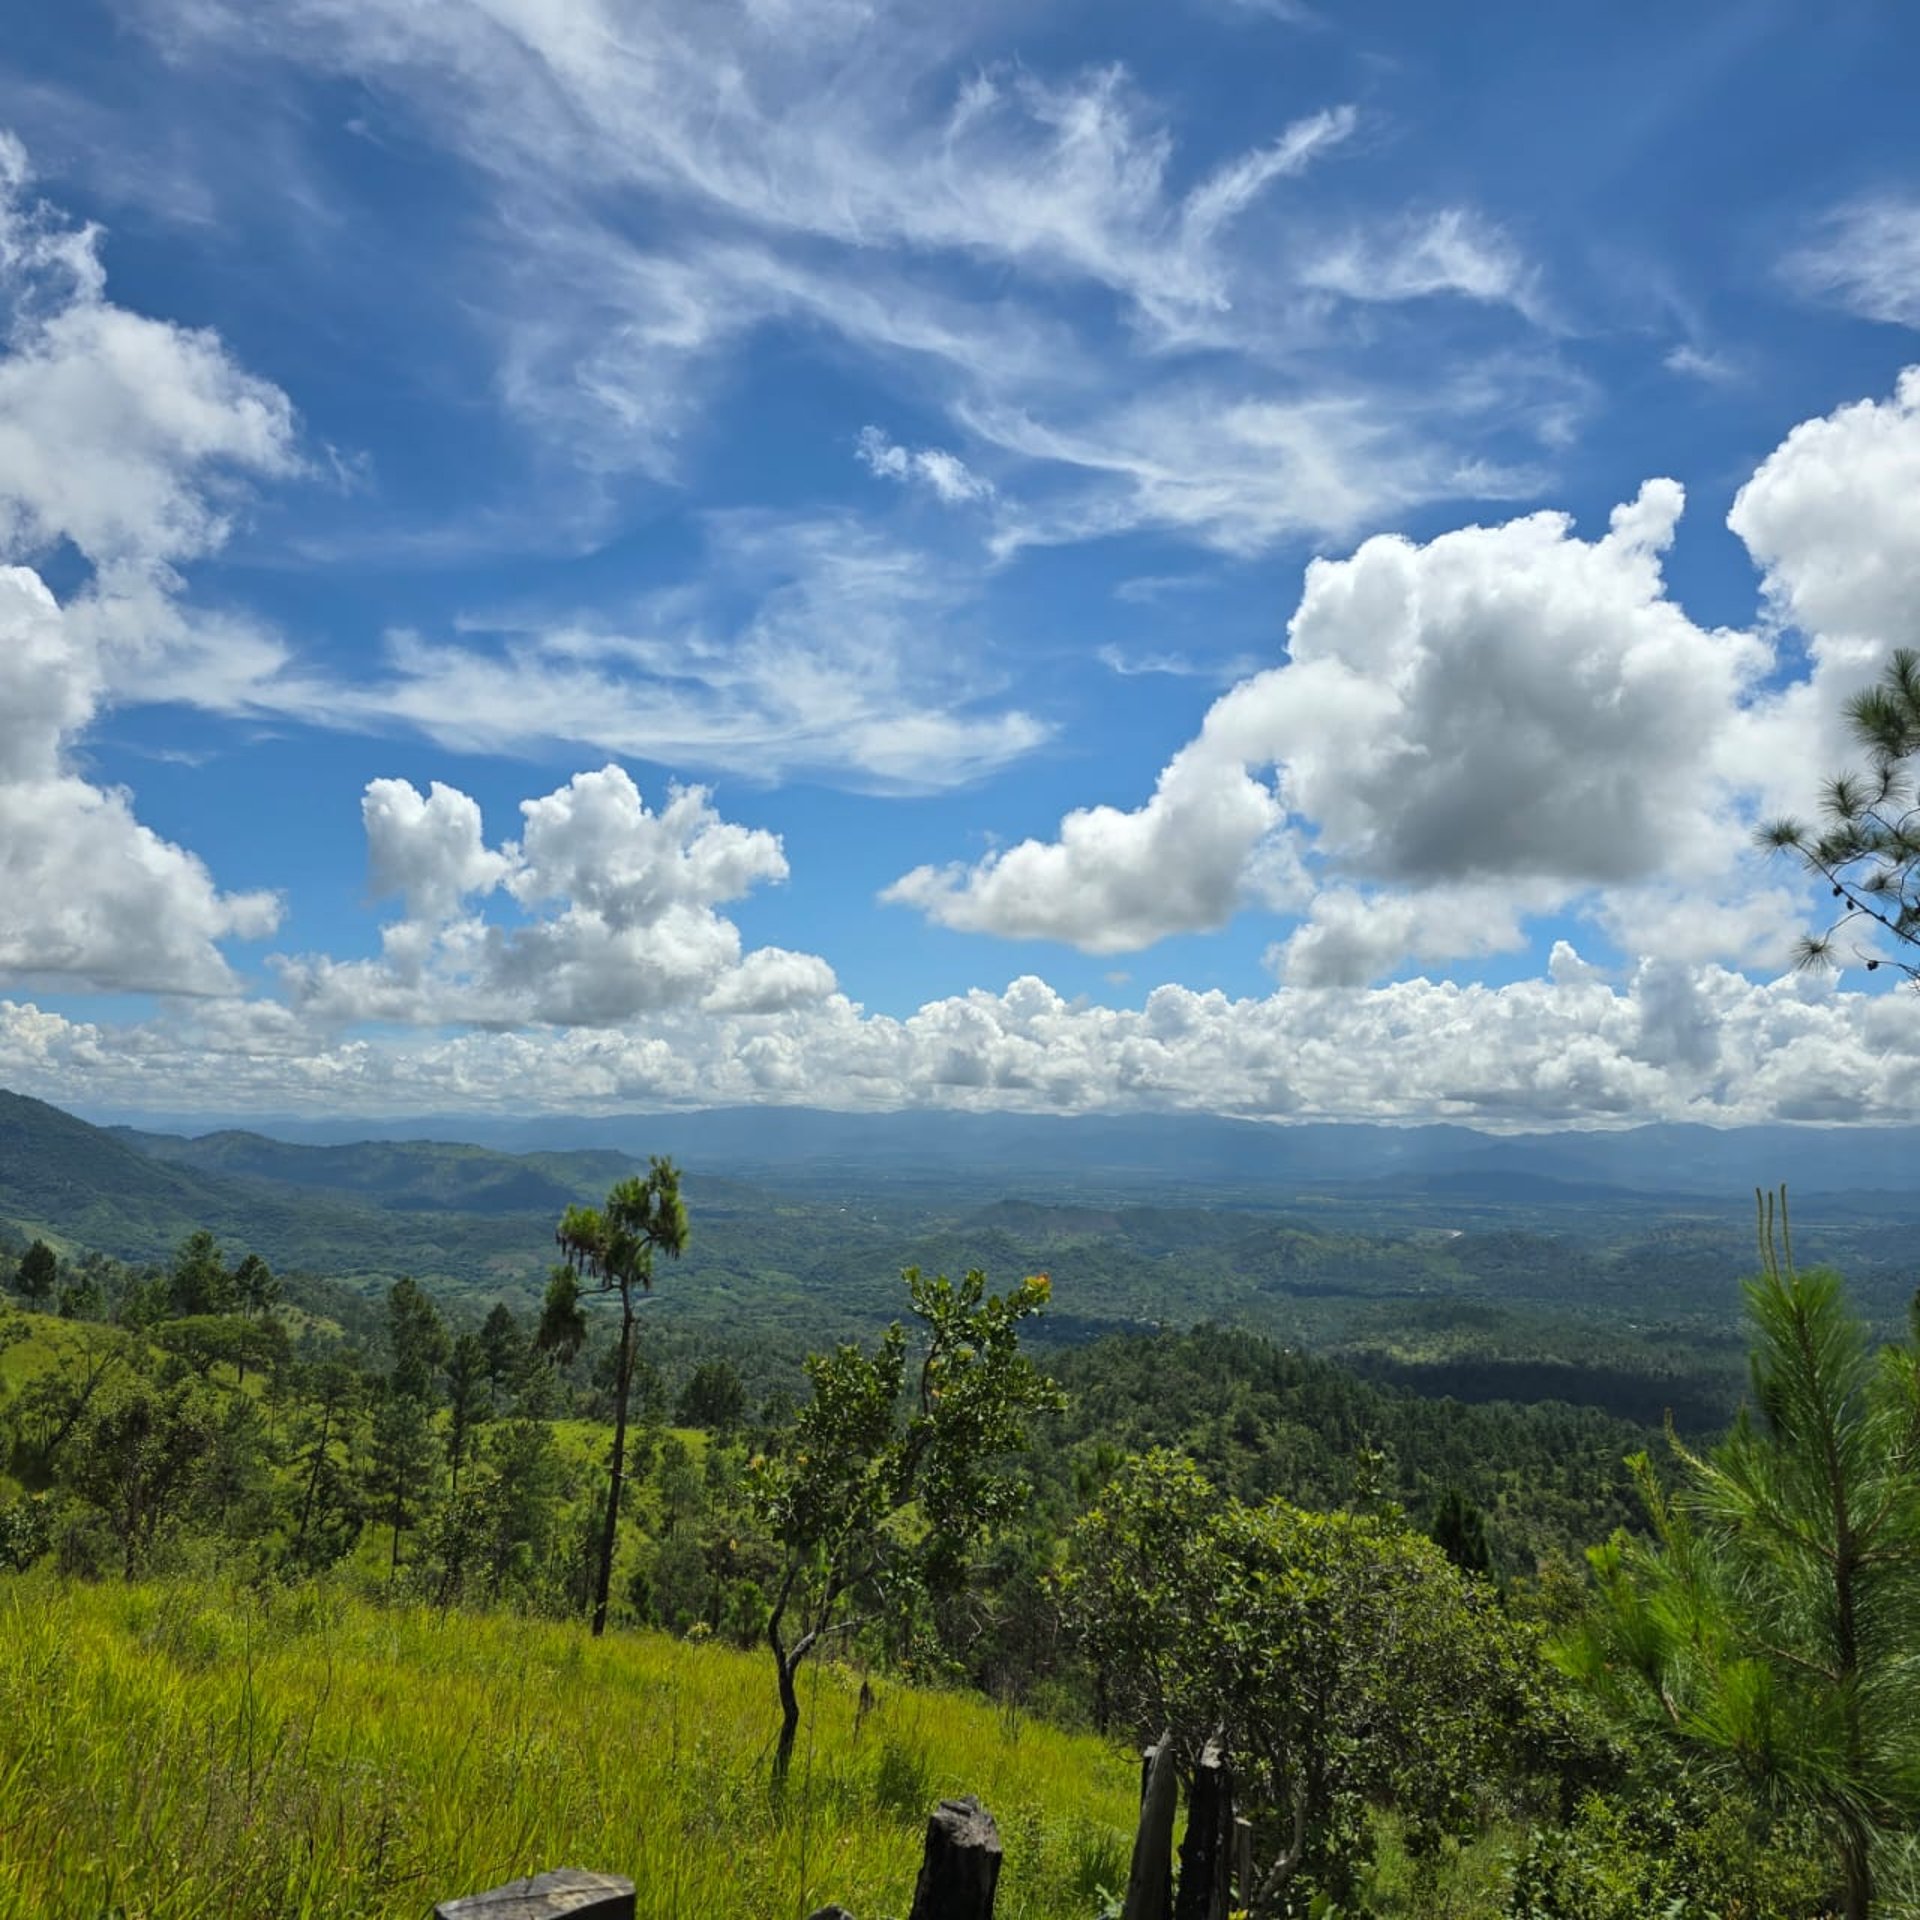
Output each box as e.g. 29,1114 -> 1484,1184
0,1573 -> 1136,1920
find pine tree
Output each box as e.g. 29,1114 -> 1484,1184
368,1386 -> 436,1588
445,1332 -> 491,1496
1566,1190 -> 1920,1919
15,1238 -> 56,1305
540,1161 -> 688,1638
1760,646 -> 1920,980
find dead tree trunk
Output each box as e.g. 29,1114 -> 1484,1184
908,1795 -> 1003,1920
1121,1734 -> 1178,1920
1173,1742 -> 1233,1920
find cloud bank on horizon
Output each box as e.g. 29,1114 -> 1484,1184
1,0 -> 1919,1127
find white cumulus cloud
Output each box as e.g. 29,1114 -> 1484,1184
6,957 -> 1920,1128
284,765 -> 832,1029
0,141 -> 292,994
894,476 -> 1771,976
0,568 -> 280,993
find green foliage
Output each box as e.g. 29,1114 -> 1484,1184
554,1162 -> 691,1304
1759,645 -> 1920,980
749,1268 -> 1061,1779
1063,1451 -> 1555,1910
549,1160 -> 689,1637
234,1250 -> 279,1316
1559,1199 -> 1920,1917
1433,1487 -> 1497,1581
480,1301 -> 528,1397
368,1387 -> 437,1585
15,1236 -> 56,1303
536,1263 -> 589,1363
285,1358 -> 365,1575
1506,1770 -> 1833,1919
15,1146 -> 1920,1916
1043,1325 -> 1649,1573
155,1311 -> 290,1382
445,1331 -> 492,1492
58,1370 -> 222,1578
0,1490 -> 52,1570
677,1357 -> 748,1431
168,1228 -> 237,1316
387,1275 -> 450,1403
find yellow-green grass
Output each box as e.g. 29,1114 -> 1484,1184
548,1420 -> 710,1469
0,1307 -> 108,1391
0,1572 -> 1136,1920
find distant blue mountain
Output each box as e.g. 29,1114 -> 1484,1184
59,1098 -> 1920,1199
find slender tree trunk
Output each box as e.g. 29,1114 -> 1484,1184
591,1292 -> 634,1638
1838,1809 -> 1871,1920
767,1579 -> 804,1788
773,1649 -> 802,1785
296,1397 -> 334,1560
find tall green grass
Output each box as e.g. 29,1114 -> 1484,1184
0,1572 -> 1134,1920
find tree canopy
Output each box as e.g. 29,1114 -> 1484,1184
1561,1192 -> 1920,1918
748,1266 -> 1060,1782
1063,1450 -> 1548,1909
1761,646 -> 1920,982
541,1160 -> 688,1636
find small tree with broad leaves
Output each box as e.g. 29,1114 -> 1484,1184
1063,1450 -> 1545,1911
1759,646 -> 1920,981
539,1159 -> 688,1638
748,1266 -> 1060,1785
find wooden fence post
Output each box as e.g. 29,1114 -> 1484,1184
1173,1742 -> 1233,1920
1121,1733 -> 1177,1920
907,1794 -> 1003,1920
1232,1819 -> 1254,1912
432,1867 -> 635,1919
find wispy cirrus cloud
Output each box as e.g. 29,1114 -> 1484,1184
856,425 -> 994,504
132,512 -> 1052,793
1785,196 -> 1920,329
113,0 -> 1568,557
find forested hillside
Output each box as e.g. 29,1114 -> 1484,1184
6,1091 -> 1919,1916
15,1089 -> 1920,1436
7,1127 -> 1919,1914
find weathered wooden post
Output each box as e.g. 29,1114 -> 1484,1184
1121,1733 -> 1177,1920
907,1794 -> 1003,1920
1173,1742 -> 1233,1920
432,1867 -> 635,1919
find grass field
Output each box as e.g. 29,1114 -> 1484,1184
0,1572 -> 1138,1920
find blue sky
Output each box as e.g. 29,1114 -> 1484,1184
1,0 -> 1919,1125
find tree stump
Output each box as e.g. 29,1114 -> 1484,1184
1173,1743 -> 1233,1920
1121,1734 -> 1177,1920
433,1867 -> 635,1919
908,1795 -> 1003,1920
